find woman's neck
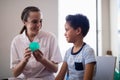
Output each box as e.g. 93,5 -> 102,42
26,32 -> 36,42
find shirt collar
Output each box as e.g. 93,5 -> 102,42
21,31 -> 40,44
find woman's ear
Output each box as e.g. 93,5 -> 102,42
23,20 -> 27,27
76,27 -> 82,35
22,20 -> 25,24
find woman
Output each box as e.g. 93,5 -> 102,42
10,6 -> 62,79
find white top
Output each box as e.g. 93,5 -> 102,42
10,30 -> 62,79
64,43 -> 96,80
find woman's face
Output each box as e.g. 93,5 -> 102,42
64,22 -> 78,43
24,11 -> 42,36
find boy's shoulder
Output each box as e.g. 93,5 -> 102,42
83,43 -> 93,50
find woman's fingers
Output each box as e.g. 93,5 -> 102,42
24,48 -> 44,62
24,47 -> 32,61
33,50 -> 43,61
37,50 -> 43,55
25,47 -> 31,53
24,52 -> 31,58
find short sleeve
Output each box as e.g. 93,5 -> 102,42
49,33 -> 62,63
64,48 -> 71,62
64,51 -> 68,62
83,47 -> 96,64
10,39 -> 20,69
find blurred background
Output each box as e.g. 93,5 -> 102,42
0,0 -> 119,79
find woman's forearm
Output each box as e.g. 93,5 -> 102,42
13,48 -> 31,77
33,50 -> 58,72
13,59 -> 27,77
39,57 -> 58,72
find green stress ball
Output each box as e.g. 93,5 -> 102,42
29,42 -> 40,52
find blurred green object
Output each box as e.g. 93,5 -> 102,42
29,42 -> 40,52
114,68 -> 120,80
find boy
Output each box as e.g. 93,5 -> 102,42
55,14 -> 96,80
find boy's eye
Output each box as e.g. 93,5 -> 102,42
65,28 -> 69,31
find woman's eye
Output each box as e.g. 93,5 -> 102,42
40,20 -> 42,23
31,19 -> 42,24
32,20 -> 38,24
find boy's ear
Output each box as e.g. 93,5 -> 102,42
76,27 -> 82,35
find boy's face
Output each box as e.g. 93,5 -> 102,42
64,22 -> 81,43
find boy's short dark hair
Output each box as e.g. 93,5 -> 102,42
66,14 -> 89,37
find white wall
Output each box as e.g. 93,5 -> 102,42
110,0 -> 119,69
0,0 -> 58,79
101,0 -> 111,55
101,0 -> 119,56
101,0 -> 119,68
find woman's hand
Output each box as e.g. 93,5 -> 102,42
33,50 -> 43,62
23,47 -> 32,63
33,50 -> 58,72
12,47 -> 32,77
